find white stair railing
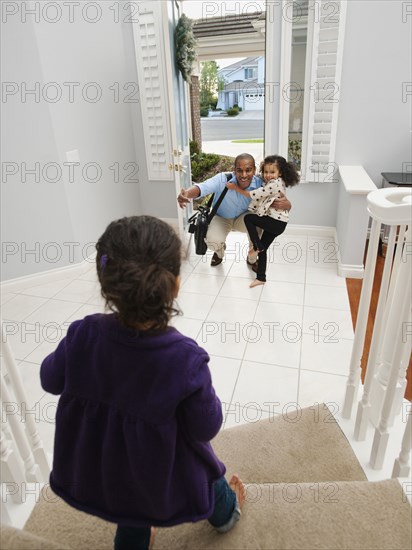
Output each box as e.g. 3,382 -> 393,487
0,426 -> 26,502
343,187 -> 412,471
0,319 -> 50,486
392,412 -> 412,478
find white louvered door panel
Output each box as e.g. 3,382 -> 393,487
303,0 -> 347,178
132,3 -> 174,181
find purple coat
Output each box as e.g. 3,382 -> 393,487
40,314 -> 225,527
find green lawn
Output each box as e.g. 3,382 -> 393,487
231,139 -> 264,143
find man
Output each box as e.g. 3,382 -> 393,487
177,153 -> 291,266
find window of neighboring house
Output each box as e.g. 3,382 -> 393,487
245,67 -> 257,80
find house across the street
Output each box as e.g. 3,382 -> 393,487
217,56 -> 265,111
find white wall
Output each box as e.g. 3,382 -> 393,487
334,0 -> 412,186
286,182 -> 339,227
2,5 -> 144,280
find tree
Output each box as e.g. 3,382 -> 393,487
218,75 -> 227,92
200,61 -> 219,107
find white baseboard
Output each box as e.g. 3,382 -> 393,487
1,223 -> 342,289
1,259 -> 94,292
332,228 -> 365,279
338,264 -> 365,278
286,224 -> 335,237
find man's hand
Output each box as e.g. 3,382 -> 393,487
270,191 -> 291,211
177,188 -> 191,209
226,182 -> 237,190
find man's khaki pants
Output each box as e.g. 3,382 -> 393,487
205,213 -> 257,261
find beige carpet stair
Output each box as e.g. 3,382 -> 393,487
1,405 -> 411,549
212,403 -> 367,483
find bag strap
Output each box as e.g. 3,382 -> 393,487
208,172 -> 233,222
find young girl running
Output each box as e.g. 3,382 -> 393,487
227,155 -> 299,287
40,216 -> 245,550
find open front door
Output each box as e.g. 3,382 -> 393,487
162,0 -> 192,235
132,0 -> 192,236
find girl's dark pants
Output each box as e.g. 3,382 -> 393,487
114,476 -> 238,549
244,214 -> 287,282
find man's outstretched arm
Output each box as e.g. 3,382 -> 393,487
177,185 -> 201,208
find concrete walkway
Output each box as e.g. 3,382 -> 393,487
235,110 -> 264,120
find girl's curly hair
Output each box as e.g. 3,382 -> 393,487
259,155 -> 300,187
96,216 -> 181,332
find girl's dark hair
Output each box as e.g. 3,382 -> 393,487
259,155 -> 300,187
96,216 -> 181,332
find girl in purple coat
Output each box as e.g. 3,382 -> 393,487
41,216 -> 245,550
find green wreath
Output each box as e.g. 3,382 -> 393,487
175,14 -> 197,84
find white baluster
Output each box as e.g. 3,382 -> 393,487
369,227 -> 411,427
393,308 -> 412,418
392,413 -> 412,478
354,225 -> 397,440
381,225 -> 407,329
0,320 -> 50,481
370,232 -> 412,469
342,217 -> 381,419
0,427 -> 25,503
0,375 -> 41,482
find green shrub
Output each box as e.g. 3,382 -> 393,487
190,151 -> 235,182
200,107 -> 209,117
288,139 -> 302,170
227,107 -> 239,117
190,140 -> 201,156
191,153 -> 221,180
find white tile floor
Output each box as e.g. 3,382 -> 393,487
1,230 -> 410,526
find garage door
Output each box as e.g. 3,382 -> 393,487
243,92 -> 265,110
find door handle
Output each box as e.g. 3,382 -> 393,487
169,163 -> 186,173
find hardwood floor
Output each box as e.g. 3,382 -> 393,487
346,245 -> 411,401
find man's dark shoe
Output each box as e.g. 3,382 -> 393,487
251,261 -> 258,273
211,253 -> 223,266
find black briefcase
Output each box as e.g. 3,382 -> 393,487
187,174 -> 231,255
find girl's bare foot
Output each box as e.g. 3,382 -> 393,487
229,474 -> 246,509
250,279 -> 265,288
149,527 -> 156,549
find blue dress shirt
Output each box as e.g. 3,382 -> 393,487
195,173 -> 262,219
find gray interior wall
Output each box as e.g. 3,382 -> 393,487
287,181 -> 339,228
2,16 -> 76,280
2,7 -> 144,281
334,0 -> 412,186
